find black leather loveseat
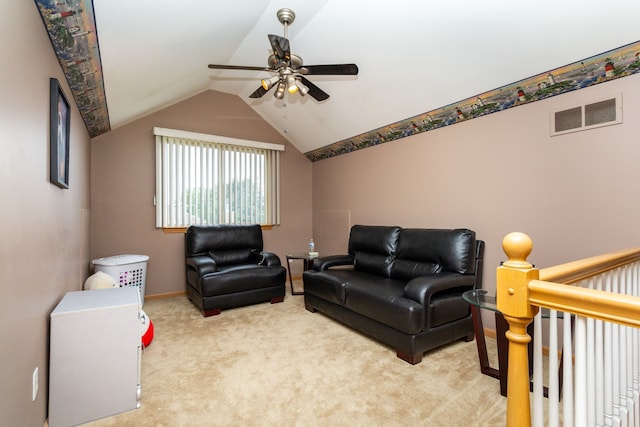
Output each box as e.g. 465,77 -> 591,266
303,225 -> 484,364
185,224 -> 286,317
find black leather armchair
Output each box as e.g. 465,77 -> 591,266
185,224 -> 286,317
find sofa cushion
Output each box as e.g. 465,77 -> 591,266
186,224 -> 263,256
348,225 -> 401,277
344,276 -> 423,335
429,291 -> 471,328
391,259 -> 442,282
354,252 -> 394,277
208,248 -> 260,266
303,270 -> 354,305
392,228 -> 476,278
200,266 -> 285,296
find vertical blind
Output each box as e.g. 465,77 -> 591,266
154,127 -> 283,228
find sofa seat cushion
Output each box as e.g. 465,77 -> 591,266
303,270 -> 357,305
344,276 -> 424,335
200,265 -> 285,296
429,291 -> 471,328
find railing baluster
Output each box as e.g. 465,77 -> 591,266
564,311 -> 574,427
548,309 -> 560,427
596,315 -> 605,426
595,275 -> 606,426
533,312 -> 543,427
634,263 -> 640,427
576,315 -> 588,426
588,314 -> 596,426
633,262 -> 640,427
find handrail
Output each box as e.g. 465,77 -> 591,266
495,232 -> 640,427
529,280 -> 640,327
539,247 -> 640,285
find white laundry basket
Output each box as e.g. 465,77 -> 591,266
92,254 -> 149,304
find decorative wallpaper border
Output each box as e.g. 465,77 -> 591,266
33,1 -> 639,149
35,0 -> 110,138
305,40 -> 640,162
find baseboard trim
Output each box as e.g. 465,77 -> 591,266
145,291 -> 186,301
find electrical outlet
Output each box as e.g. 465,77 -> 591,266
32,367 -> 38,402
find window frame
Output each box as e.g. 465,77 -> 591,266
153,127 -> 284,231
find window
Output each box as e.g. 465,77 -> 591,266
154,127 -> 284,229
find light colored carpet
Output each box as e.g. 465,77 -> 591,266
83,284 -> 506,427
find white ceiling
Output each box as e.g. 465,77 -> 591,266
93,0 -> 640,154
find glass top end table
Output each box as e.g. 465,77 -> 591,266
462,289 -> 497,311
462,289 -> 504,393
462,289 -> 565,398
285,253 -> 320,295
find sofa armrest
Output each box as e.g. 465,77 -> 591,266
312,254 -> 355,271
186,255 -> 217,276
260,251 -> 282,267
403,273 -> 475,306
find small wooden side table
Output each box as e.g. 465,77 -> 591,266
285,253 -> 319,295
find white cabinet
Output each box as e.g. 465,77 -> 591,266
49,287 -> 141,427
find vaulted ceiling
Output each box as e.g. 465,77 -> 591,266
41,0 -> 640,156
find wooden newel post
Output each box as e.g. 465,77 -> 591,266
496,232 -> 540,427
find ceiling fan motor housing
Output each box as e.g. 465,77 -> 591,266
268,53 -> 303,70
277,8 -> 295,26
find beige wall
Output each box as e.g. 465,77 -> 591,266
90,90 -> 313,296
0,3 -> 92,426
312,73 -> 640,297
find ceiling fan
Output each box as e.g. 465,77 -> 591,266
207,8 -> 358,102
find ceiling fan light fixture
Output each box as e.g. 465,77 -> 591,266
286,75 -> 298,94
261,75 -> 280,91
274,81 -> 286,99
295,79 -> 309,96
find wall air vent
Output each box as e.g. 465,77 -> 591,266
550,94 -> 622,136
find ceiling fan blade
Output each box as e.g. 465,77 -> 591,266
208,64 -> 272,72
249,85 -> 269,99
302,64 -> 359,75
299,76 -> 329,101
268,34 -> 290,62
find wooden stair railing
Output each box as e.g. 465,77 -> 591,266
496,232 -> 640,427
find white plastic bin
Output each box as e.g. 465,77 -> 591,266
92,254 -> 149,304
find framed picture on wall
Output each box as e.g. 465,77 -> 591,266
50,78 -> 70,189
